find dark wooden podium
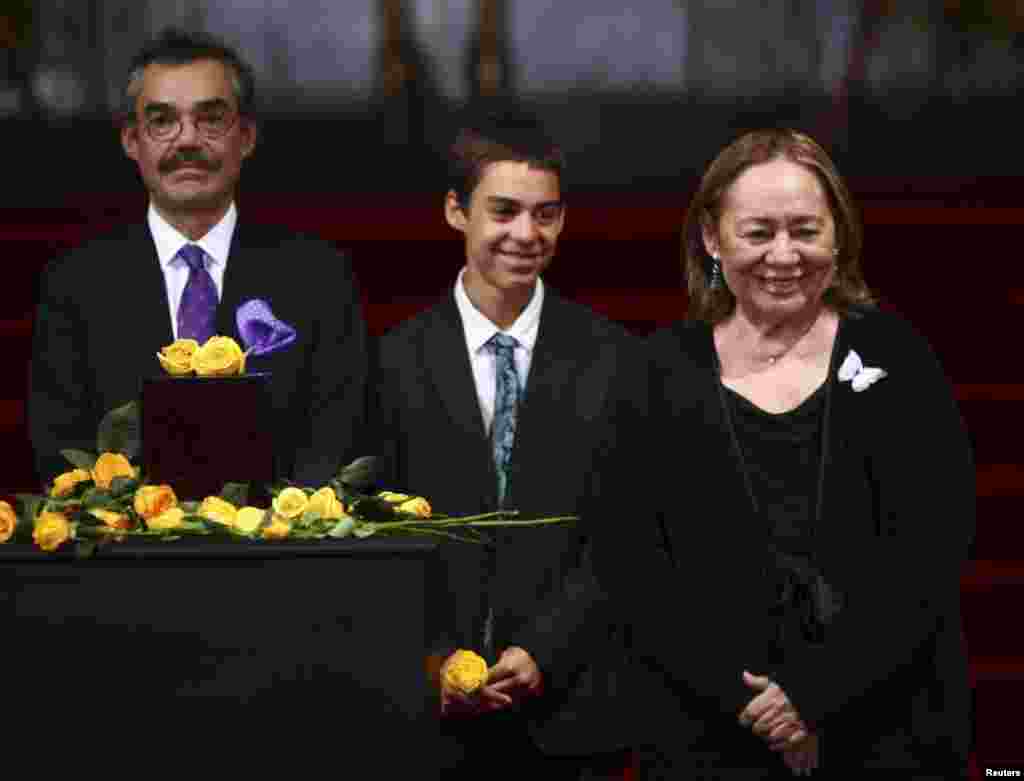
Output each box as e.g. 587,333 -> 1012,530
1,537 -> 447,771
141,373 -> 275,501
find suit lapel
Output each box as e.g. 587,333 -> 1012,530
426,294 -> 494,464
120,224 -> 175,358
514,291 -> 605,449
216,224 -> 270,341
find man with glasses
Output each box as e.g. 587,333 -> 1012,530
28,28 -> 368,486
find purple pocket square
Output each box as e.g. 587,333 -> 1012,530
236,299 -> 297,357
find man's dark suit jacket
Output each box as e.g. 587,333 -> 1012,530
371,288 -> 637,759
29,221 -> 368,487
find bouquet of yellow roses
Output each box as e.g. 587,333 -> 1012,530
0,449 -> 576,556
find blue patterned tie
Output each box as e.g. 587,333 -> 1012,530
483,332 -> 520,656
176,244 -> 217,344
488,333 -> 520,507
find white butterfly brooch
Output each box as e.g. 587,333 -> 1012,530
837,349 -> 887,392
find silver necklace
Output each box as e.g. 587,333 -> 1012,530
755,314 -> 819,365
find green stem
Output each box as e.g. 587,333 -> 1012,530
372,526 -> 486,544
463,516 -> 578,527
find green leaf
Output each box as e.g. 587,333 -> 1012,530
349,496 -> 398,523
61,449 -> 97,471
297,509 -> 321,528
178,520 -> 212,533
219,482 -> 249,508
75,539 -> 98,559
75,511 -> 105,527
15,493 -> 44,519
12,494 -> 43,541
337,456 -> 377,492
328,517 -> 355,538
352,523 -> 377,539
108,476 -> 140,498
81,489 -> 123,511
97,401 -> 141,460
265,481 -> 290,498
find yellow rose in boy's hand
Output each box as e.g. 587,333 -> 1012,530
307,486 -> 346,520
399,497 -> 432,518
443,650 -> 489,696
192,336 -> 246,377
33,511 -> 71,552
234,506 -> 266,534
92,453 -> 136,490
261,516 -> 291,540
199,496 -> 238,527
134,484 -> 178,520
0,500 -> 17,543
272,487 -> 309,520
147,507 -> 184,531
89,509 -> 132,530
157,338 -> 200,375
50,468 -> 92,498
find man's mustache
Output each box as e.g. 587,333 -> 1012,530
159,148 -> 221,174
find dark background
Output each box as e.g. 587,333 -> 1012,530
3,3 -> 1023,777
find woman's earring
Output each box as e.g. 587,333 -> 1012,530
709,255 -> 723,290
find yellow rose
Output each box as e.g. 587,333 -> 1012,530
234,506 -> 267,534
191,336 -> 246,377
33,510 -> 71,552
50,468 -> 92,498
89,509 -> 133,530
0,500 -> 17,543
92,452 -> 136,490
272,487 -> 309,520
146,507 -> 184,531
261,516 -> 291,540
443,650 -> 489,696
156,338 -> 200,375
199,496 -> 238,527
133,484 -> 178,520
398,497 -> 432,518
306,487 -> 346,520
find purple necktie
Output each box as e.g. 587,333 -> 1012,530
176,244 -> 217,344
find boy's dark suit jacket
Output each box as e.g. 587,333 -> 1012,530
371,288 -> 637,759
29,222 -> 368,487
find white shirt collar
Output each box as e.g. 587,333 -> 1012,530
148,202 -> 238,268
454,268 -> 544,355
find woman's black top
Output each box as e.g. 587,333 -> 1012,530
722,381 -> 826,556
721,380 -> 838,660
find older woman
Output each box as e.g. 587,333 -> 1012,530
599,129 -> 974,778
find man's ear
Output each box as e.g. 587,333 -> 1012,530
239,117 -> 258,160
444,190 -> 467,232
121,122 -> 140,163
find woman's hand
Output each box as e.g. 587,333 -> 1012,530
739,671 -> 808,743
782,732 -> 819,776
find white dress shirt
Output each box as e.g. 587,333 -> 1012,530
454,268 -> 544,435
147,203 -> 237,339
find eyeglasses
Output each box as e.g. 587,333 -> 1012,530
140,108 -> 239,142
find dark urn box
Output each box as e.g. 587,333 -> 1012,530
141,373 -> 273,502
